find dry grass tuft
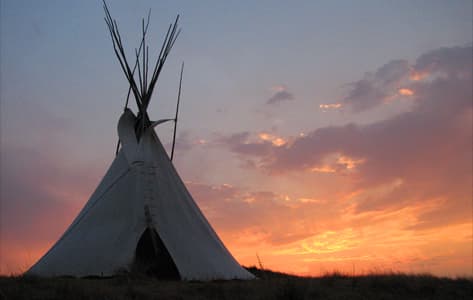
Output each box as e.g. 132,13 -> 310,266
0,267 -> 471,300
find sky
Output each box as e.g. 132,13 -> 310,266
0,0 -> 472,277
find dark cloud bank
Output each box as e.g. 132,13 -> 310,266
218,45 -> 473,228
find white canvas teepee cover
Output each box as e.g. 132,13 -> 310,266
27,109 -> 255,280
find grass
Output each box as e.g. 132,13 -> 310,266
0,267 -> 472,300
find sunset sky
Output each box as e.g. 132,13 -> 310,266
1,0 -> 472,277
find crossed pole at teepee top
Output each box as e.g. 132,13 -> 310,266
103,0 -> 183,161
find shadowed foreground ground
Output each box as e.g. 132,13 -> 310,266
0,267 -> 472,300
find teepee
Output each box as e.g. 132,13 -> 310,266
27,3 -> 254,280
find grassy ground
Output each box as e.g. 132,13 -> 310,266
0,267 -> 472,300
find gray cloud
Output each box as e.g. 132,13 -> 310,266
215,132 -> 274,158
342,59 -> 410,112
266,90 -> 295,105
414,45 -> 472,77
215,45 -> 473,228
375,59 -> 410,85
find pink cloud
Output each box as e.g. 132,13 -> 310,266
187,182 -> 327,246
214,45 -> 472,228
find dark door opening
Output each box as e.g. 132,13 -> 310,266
133,227 -> 180,280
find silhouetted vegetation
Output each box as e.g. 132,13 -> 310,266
0,267 -> 471,300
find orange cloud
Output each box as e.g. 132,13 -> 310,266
398,88 -> 414,96
258,132 -> 287,147
311,165 -> 337,173
410,70 -> 430,81
310,154 -> 364,174
319,103 -> 342,110
226,199 -> 472,277
336,155 -> 365,170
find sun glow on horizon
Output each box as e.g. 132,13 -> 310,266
1,1 -> 471,279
